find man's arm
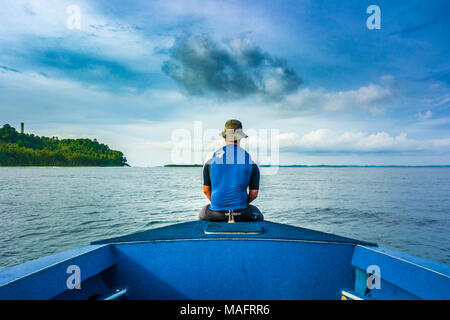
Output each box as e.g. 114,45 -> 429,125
203,185 -> 212,201
247,162 -> 260,203
202,160 -> 212,201
247,189 -> 258,203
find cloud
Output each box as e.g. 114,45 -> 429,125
161,34 -> 302,99
274,129 -> 450,154
416,111 -> 433,121
423,94 -> 450,107
276,84 -> 392,114
422,70 -> 450,86
25,47 -> 158,92
388,4 -> 449,38
389,21 -> 433,37
0,68 -> 186,124
0,0 -> 171,92
0,65 -> 20,73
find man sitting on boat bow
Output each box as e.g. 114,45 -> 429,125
198,120 -> 264,222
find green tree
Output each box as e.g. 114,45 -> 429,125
0,124 -> 128,167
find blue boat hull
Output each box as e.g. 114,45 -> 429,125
0,220 -> 449,300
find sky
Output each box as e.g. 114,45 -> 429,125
0,0 -> 449,166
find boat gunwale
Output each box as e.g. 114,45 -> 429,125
91,220 -> 378,247
98,237 -> 374,246
357,245 -> 450,279
0,244 -> 111,288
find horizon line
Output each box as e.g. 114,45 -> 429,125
160,164 -> 450,168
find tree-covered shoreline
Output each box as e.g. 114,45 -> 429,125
0,124 -> 128,167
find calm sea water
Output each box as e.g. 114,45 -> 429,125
0,167 -> 449,269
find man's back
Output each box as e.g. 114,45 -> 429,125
203,144 -> 259,211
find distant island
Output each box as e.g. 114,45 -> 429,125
164,164 -> 450,168
164,164 -> 202,167
0,124 -> 128,167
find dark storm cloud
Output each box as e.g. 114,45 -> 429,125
161,34 -> 302,99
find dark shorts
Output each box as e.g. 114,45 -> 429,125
198,204 -> 264,222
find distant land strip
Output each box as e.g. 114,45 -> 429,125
164,164 -> 203,167
164,164 -> 450,168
